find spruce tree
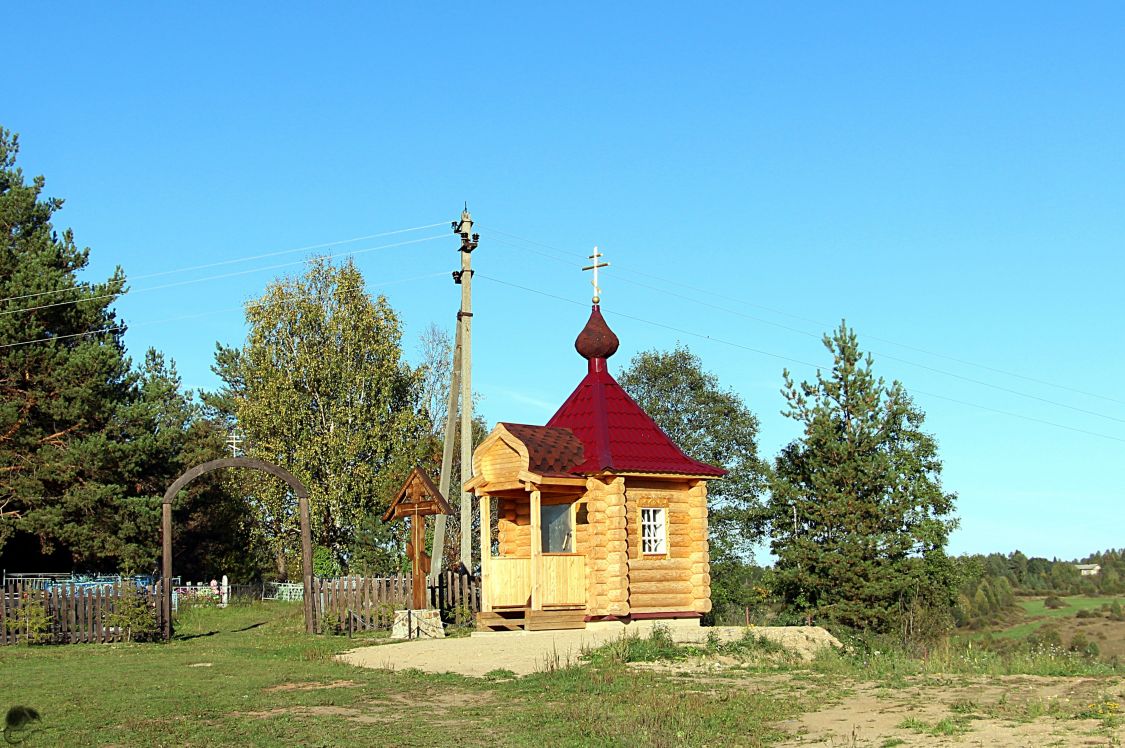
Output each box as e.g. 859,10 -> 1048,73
768,322 -> 958,640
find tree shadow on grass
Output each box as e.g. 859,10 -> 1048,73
232,622 -> 267,633
175,630 -> 219,641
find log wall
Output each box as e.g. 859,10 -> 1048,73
602,476 -> 629,616
688,480 -> 712,613
583,478 -> 609,615
625,483 -> 693,611
498,498 -> 531,556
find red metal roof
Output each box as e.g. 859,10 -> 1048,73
544,307 -> 726,478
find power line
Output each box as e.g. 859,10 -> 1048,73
0,221 -> 448,307
489,240 -> 1125,427
482,226 -> 1125,408
1,234 -> 447,318
485,226 -> 826,326
0,271 -> 450,351
474,271 -> 1125,446
912,389 -> 1125,445
476,274 -> 822,370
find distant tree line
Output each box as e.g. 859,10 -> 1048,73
949,549 -> 1125,629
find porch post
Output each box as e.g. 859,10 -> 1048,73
479,493 -> 492,612
529,488 -> 542,611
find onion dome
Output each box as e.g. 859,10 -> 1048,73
574,305 -> 619,361
548,305 -> 725,478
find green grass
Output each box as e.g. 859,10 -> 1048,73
5,604 -> 1121,746
896,715 -> 972,737
0,603 -> 805,747
809,636 -> 1120,680
1020,596 -> 1119,619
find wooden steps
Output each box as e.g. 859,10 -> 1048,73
476,607 -> 586,632
476,610 -> 526,631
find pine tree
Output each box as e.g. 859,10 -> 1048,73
0,128 -> 233,572
0,127 -> 132,566
768,322 -> 958,639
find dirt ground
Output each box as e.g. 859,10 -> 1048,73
339,623 -> 841,677
341,625 -> 1123,745
771,674 -> 1124,747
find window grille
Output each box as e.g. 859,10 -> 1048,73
641,507 -> 667,554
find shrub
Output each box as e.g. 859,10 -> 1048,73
318,608 -> 344,635
1044,595 -> 1067,610
1075,609 -> 1098,619
105,583 -> 159,642
1027,625 -> 1062,651
4,593 -> 51,645
452,602 -> 474,628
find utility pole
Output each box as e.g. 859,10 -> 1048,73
428,325 -> 460,583
429,206 -> 479,579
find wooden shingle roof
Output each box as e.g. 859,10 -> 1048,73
496,423 -> 585,477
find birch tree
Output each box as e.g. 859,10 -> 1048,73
211,257 -> 428,578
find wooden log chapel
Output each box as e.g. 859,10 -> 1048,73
466,288 -> 725,632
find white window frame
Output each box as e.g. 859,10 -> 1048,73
640,507 -> 667,555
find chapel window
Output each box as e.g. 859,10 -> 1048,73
541,503 -> 574,553
641,507 -> 667,555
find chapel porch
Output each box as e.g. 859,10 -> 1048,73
474,488 -> 589,632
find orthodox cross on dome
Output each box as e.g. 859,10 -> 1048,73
582,247 -> 610,304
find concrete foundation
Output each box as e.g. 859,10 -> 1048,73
391,609 -> 445,640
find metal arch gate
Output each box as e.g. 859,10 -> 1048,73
161,457 -> 315,640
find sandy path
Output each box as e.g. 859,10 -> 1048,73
339,624 -> 840,677
341,628 -> 614,677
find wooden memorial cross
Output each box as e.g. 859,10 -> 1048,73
382,467 -> 453,610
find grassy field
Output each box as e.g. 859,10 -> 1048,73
988,596 -> 1125,641
1021,596 -> 1120,620
1,602 -> 1121,747
0,603 -> 807,747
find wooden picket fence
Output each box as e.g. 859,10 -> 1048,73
0,580 -> 166,645
314,570 -> 480,633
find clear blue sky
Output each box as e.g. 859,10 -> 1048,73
7,4 -> 1123,561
